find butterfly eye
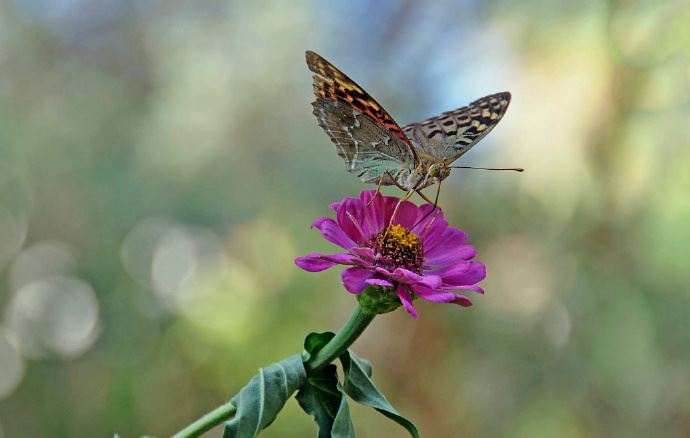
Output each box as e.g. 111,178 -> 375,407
428,164 -> 442,178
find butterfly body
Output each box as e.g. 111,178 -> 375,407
398,155 -> 451,191
307,50 -> 510,192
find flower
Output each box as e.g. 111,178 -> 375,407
295,190 -> 486,318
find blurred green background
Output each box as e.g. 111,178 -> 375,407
1,1 -> 689,436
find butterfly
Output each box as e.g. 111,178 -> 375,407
306,50 -> 516,210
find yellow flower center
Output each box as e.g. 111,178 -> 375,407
374,224 -> 424,273
386,224 -> 420,248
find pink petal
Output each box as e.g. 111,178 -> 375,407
396,285 -> 418,319
424,227 -> 468,258
441,284 -> 485,294
413,204 -> 446,230
424,244 -> 477,267
295,253 -> 358,272
312,217 -> 356,250
365,278 -> 394,288
359,190 -> 397,233
351,247 -> 375,261
329,200 -> 343,213
375,266 -> 393,277
432,261 -> 486,286
335,197 -> 370,244
342,267 -> 374,294
412,285 -> 473,307
389,200 -> 418,229
358,190 -> 378,206
418,212 -> 448,245
391,268 -> 442,289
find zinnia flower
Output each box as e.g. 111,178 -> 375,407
295,190 -> 486,318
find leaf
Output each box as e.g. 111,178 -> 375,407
296,332 -> 355,438
297,331 -> 418,437
296,364 -> 342,437
330,389 -> 356,438
302,331 -> 335,362
223,354 -> 306,438
340,351 -> 419,438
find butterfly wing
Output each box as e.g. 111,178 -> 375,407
312,99 -> 416,185
306,50 -> 418,184
402,92 -> 511,164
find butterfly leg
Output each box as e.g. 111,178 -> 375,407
414,188 -> 435,205
384,171 -> 411,193
384,173 -> 434,205
410,181 -> 442,231
421,209 -> 442,241
366,174 -> 386,207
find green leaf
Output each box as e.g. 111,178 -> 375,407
223,354 -> 306,438
302,331 -> 335,363
296,364 -> 342,437
340,351 -> 419,438
296,332 -> 354,438
331,389 -> 356,438
298,331 -> 418,437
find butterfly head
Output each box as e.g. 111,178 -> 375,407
427,163 -> 450,181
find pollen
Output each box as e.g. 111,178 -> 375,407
374,225 -> 424,273
386,225 -> 420,248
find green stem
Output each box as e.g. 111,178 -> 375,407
171,304 -> 375,437
305,304 -> 376,373
172,401 -> 236,438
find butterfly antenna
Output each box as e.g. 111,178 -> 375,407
449,166 -> 524,172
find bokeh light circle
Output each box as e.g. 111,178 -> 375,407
8,241 -> 77,291
5,276 -> 101,359
150,224 -> 226,310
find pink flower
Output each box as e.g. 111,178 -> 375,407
295,190 -> 486,318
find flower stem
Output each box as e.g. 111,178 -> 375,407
172,401 -> 236,438
171,304 -> 374,437
305,304 -> 376,373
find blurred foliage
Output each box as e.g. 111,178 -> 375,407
0,0 -> 689,437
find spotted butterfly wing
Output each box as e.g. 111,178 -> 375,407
306,50 -> 418,185
402,92 -> 511,164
